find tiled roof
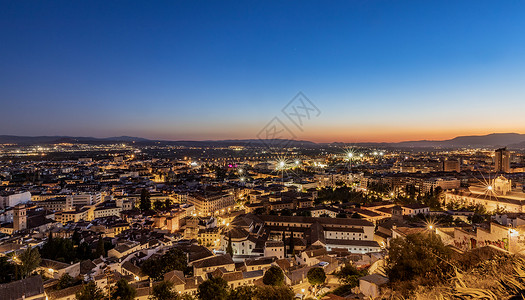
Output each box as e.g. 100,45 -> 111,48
0,276 -> 45,300
324,239 -> 380,247
192,254 -> 234,269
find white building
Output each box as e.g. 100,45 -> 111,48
0,191 -> 31,209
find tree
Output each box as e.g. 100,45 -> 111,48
214,167 -> 227,181
112,278 -> 137,300
56,273 -> 76,290
18,246 -> 41,279
226,232 -> 234,257
151,281 -> 176,300
307,267 -> 326,286
95,235 -> 105,258
164,198 -> 173,210
76,242 -> 92,260
288,230 -> 295,256
385,232 -> 452,285
253,286 -> 294,300
76,281 -> 104,300
229,286 -> 293,300
40,237 -> 75,263
154,199 -> 164,210
335,264 -> 367,287
471,214 -> 486,224
72,230 -> 82,245
0,256 -> 16,283
197,277 -> 229,300
140,188 -> 151,211
141,248 -> 190,281
229,286 -> 256,300
262,266 -> 284,286
350,212 -> 362,219
282,232 -> 287,257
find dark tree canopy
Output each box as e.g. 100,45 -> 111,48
335,264 -> 367,287
229,286 -> 256,300
386,232 -> 452,286
76,281 -> 104,300
95,236 -> 105,258
229,286 -> 294,300
0,256 -> 16,283
288,230 -> 295,256
140,188 -> 151,211
254,286 -> 294,300
112,278 -> 137,300
56,273 -> 76,290
262,266 -> 285,286
197,277 -> 229,300
151,281 -> 176,300
226,232 -> 234,257
307,267 -> 326,286
141,248 -> 190,281
40,236 -> 75,262
18,246 -> 41,279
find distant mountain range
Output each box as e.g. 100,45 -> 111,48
0,135 -> 151,145
391,133 -> 525,149
1,133 -> 525,149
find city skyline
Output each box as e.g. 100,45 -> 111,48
2,1 -> 525,142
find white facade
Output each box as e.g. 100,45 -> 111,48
0,191 -> 31,209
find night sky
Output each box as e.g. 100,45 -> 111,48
1,1 -> 525,142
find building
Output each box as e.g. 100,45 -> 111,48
493,175 -> 512,195
0,276 -> 46,300
38,198 -> 67,211
66,193 -> 102,209
495,148 -> 511,173
187,191 -> 235,216
422,178 -> 460,194
0,191 -> 31,209
191,254 -> 235,277
13,204 -> 27,232
359,274 -> 389,299
445,178 -> 525,213
400,204 -> 430,216
443,159 -> 461,172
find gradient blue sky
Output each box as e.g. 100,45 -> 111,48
1,1 -> 524,142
